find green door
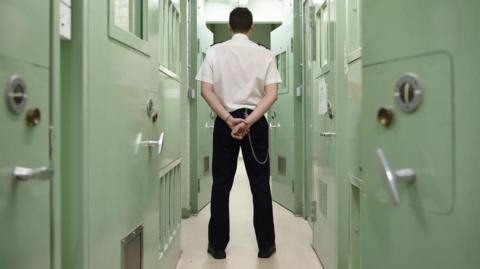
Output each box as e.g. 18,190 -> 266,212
311,2 -> 337,269
360,51 -> 454,269
190,16 -> 214,214
270,15 -> 297,213
360,0 -> 479,268
0,0 -> 53,268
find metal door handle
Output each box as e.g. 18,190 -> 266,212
13,166 -> 53,181
376,149 -> 416,206
320,132 -> 336,137
269,122 -> 281,128
204,122 -> 214,129
137,132 -> 164,155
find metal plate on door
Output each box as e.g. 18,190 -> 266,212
5,75 -> 28,114
121,224 -> 144,269
394,73 -> 423,113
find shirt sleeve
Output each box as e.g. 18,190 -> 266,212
195,48 -> 214,84
264,54 -> 283,85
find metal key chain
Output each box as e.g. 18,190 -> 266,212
244,109 -> 269,165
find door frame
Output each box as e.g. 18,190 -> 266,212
50,1 -> 61,268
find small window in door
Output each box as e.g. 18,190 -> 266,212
315,3 -> 329,72
114,0 -> 145,39
346,0 -> 361,59
109,0 -> 150,54
159,0 -> 181,74
276,52 -> 288,94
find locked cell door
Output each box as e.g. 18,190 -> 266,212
0,0 -> 53,268
192,24 -> 214,214
360,53 -> 455,269
360,1 -> 457,266
311,2 -> 336,269
269,14 -> 297,213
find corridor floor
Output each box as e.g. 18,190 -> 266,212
176,158 -> 323,269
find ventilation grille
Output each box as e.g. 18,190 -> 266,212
121,225 -> 143,269
278,156 -> 286,176
159,163 -> 182,253
319,180 -> 328,218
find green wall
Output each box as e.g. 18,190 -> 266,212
207,23 -> 279,48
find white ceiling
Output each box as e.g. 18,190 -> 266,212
204,0 -> 288,24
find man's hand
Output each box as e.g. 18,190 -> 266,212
231,122 -> 250,140
225,116 -> 249,140
226,117 -> 246,130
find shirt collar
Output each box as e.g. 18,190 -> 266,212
231,33 -> 250,42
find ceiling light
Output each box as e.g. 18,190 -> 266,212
238,0 -> 248,6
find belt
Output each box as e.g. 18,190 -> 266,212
230,108 -> 253,118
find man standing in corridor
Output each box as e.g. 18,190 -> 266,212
195,7 -> 282,259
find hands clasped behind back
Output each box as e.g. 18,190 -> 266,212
226,117 -> 250,140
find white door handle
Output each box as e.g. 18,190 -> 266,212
320,132 -> 336,137
136,132 -> 164,155
204,122 -> 214,129
376,149 -> 416,205
13,166 -> 53,181
269,122 -> 281,128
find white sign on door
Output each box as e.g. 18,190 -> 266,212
318,78 -> 328,115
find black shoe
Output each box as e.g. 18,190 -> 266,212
258,244 -> 276,258
207,246 -> 226,259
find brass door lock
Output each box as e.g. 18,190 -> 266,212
377,106 -> 395,127
26,108 -> 41,127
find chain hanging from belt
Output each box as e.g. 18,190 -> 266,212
244,109 -> 269,165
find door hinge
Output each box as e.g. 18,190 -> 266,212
187,87 -> 196,99
290,38 -> 294,52
49,125 -> 54,160
343,43 -> 349,74
311,201 -> 317,222
296,84 -> 304,97
291,180 -> 295,193
197,178 -> 201,193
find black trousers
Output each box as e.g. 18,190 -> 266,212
209,108 -> 275,251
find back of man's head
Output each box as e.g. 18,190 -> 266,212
229,7 -> 253,33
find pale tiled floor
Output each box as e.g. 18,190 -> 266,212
176,158 -> 323,269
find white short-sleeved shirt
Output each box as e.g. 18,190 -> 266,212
195,33 -> 283,112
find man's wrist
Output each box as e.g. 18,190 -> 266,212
225,114 -> 232,122
244,117 -> 253,128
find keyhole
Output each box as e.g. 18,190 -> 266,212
12,84 -> 26,105
327,101 -> 334,119
394,73 -> 422,113
399,82 -> 415,105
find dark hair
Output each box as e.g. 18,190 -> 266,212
229,7 -> 253,33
